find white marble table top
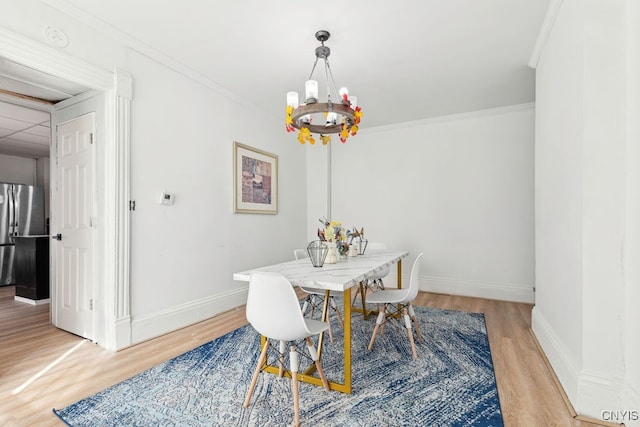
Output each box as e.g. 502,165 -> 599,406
233,250 -> 409,292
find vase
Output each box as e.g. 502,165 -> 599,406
356,238 -> 368,255
325,241 -> 338,264
306,240 -> 328,267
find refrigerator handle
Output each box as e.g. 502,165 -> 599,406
8,186 -> 15,241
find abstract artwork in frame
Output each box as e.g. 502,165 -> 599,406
233,142 -> 278,214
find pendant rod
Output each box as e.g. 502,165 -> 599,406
327,140 -> 332,220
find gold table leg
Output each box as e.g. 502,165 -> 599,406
343,286 -> 352,393
317,290 -> 331,360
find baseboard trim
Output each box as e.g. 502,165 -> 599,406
130,287 -> 248,345
14,296 -> 50,305
577,371 -> 626,419
113,316 -> 132,351
530,329 -> 624,427
420,276 -> 534,303
531,309 -> 626,427
531,307 -> 580,399
622,383 -> 640,426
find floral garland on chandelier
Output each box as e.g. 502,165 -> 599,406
285,94 -> 362,145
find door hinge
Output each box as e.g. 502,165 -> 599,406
90,133 -> 94,144
89,299 -> 94,310
129,200 -> 136,211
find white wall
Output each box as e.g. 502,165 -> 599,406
34,158 -> 50,225
532,0 -> 585,401
533,0 -> 640,424
1,0 -> 307,345
0,154 -> 37,184
127,51 -> 307,342
308,104 -> 535,303
624,0 -> 640,422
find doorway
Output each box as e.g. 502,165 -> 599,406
0,27 -> 133,350
0,99 -> 53,321
0,91 -> 98,340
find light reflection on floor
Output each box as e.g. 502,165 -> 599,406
12,340 -> 87,395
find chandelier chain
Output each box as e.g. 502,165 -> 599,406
325,60 -> 340,105
324,59 -> 332,103
308,57 -> 320,81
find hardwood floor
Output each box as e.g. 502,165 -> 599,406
0,285 -> 601,427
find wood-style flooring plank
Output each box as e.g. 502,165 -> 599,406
0,286 -> 601,426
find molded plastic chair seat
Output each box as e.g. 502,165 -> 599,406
365,288 -> 406,304
243,272 -> 331,427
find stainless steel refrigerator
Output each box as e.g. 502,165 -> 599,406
0,183 -> 45,286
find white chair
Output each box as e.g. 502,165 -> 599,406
352,242 -> 390,319
243,272 -> 331,427
364,242 -> 390,290
294,249 -> 344,343
366,253 -> 424,360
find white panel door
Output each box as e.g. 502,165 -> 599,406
53,113 -> 95,339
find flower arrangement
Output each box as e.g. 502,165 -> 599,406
317,218 -> 346,242
317,218 -> 350,255
347,226 -> 365,243
317,220 -> 366,256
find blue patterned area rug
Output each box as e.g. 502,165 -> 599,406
54,306 -> 503,426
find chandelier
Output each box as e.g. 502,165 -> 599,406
285,30 -> 362,145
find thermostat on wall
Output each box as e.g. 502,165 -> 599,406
160,191 -> 175,205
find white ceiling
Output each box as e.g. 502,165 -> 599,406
0,57 -> 90,158
0,0 -> 550,157
0,101 -> 51,158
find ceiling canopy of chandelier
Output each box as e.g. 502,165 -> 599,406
285,30 -> 362,145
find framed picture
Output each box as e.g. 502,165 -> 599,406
233,142 -> 278,214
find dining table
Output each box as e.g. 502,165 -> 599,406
233,249 -> 409,394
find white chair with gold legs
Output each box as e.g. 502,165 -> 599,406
352,242 -> 390,319
243,272 -> 331,427
294,249 -> 344,343
367,253 -> 424,360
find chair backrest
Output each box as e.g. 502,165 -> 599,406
367,242 -> 387,251
364,243 -> 390,279
293,248 -> 309,260
246,272 -> 311,341
404,253 -> 424,303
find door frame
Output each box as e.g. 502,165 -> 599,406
0,26 -> 133,350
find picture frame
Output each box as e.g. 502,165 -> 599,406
233,142 -> 278,214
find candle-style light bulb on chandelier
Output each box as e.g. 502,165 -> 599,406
285,30 -> 362,145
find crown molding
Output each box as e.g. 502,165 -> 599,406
529,0 -> 565,69
361,102 -> 534,135
41,0 -> 257,110
0,26 -> 112,90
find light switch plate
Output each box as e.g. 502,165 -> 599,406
160,191 -> 175,205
